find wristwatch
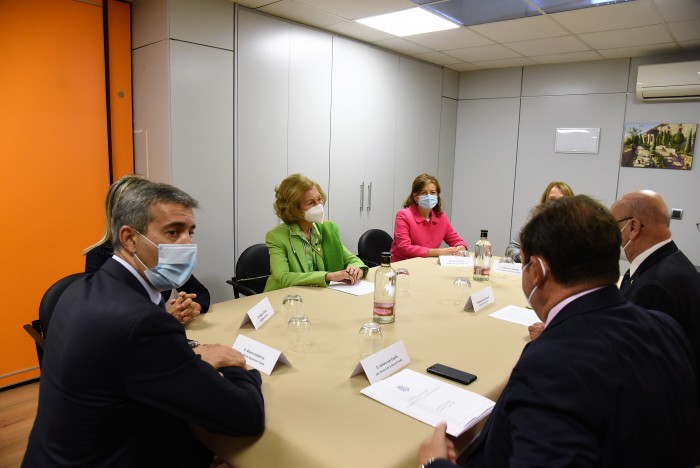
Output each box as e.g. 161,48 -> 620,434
187,339 -> 200,348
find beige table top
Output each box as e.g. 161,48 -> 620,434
188,257 -> 533,468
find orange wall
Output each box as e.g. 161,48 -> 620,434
0,0 -> 132,387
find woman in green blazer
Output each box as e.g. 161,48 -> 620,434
264,174 -> 368,292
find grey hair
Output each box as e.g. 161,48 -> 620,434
111,182 -> 199,251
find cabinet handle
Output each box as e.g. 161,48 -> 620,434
367,182 -> 372,212
360,182 -> 365,212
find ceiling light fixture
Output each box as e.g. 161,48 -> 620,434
355,7 -> 459,37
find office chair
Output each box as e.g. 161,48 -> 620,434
357,229 -> 393,267
23,272 -> 85,367
226,243 -> 271,298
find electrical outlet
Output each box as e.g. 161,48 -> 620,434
671,208 -> 683,220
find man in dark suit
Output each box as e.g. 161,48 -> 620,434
23,182 -> 264,467
417,195 -> 699,468
611,189 -> 700,397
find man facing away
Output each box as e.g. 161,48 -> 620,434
23,182 -> 264,467
611,189 -> 700,399
417,195 -> 699,468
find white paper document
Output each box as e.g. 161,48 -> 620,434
361,369 -> 495,437
328,279 -> 374,296
489,305 -> 541,326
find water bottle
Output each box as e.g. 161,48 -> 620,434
373,252 -> 396,324
473,230 -> 491,282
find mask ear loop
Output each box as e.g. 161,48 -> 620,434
537,257 -> 546,278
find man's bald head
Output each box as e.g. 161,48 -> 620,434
610,190 -> 672,262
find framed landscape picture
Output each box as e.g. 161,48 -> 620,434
621,123 -> 697,170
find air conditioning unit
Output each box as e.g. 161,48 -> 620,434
635,61 -> 700,102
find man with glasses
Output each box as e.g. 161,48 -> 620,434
416,195 -> 698,467
611,189 -> 700,403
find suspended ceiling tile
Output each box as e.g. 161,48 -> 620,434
412,51 -> 465,65
597,42 -> 681,58
471,56 -> 538,68
531,50 -> 604,64
506,35 -> 591,56
325,20 -> 394,42
470,15 -> 569,43
668,19 -> 700,42
404,27 -> 494,50
259,0 -> 345,27
552,1 -> 659,34
374,37 -> 433,55
651,0 -> 700,22
296,0 -> 415,20
580,24 -> 673,49
446,43 -> 523,61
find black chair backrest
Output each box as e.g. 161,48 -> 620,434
357,229 -> 393,267
39,272 -> 86,339
229,243 -> 270,298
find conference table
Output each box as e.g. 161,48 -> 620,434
187,256 -> 534,468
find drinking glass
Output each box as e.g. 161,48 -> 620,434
396,268 -> 410,297
282,294 -> 303,326
453,277 -> 471,306
358,322 -> 384,358
287,314 -> 312,352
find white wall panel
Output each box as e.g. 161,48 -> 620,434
452,98 -> 521,254
170,41 -> 234,302
438,97 -> 457,219
459,67 -> 522,100
394,58 -> 443,208
236,9 -> 290,253
522,59 -> 629,96
170,0 -> 234,50
132,40 -> 171,183
287,25 -> 332,187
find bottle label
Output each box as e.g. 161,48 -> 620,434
373,302 -> 395,317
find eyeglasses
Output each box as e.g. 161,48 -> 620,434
616,216 -> 645,228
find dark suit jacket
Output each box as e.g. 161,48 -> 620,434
433,286 -> 699,468
23,259 -> 264,467
620,240 -> 700,394
85,242 -> 211,312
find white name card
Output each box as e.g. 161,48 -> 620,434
438,255 -> 473,267
351,340 -> 411,384
464,286 -> 495,312
233,334 -> 291,375
239,297 -> 275,329
493,260 -> 522,275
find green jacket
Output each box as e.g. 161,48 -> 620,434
264,221 -> 368,292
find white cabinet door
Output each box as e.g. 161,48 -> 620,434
288,24 -> 332,190
236,9 -> 290,252
329,37 -> 370,248
363,48 -> 399,240
394,58 -> 443,208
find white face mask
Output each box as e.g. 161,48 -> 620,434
135,232 -> 197,292
303,204 -> 324,224
522,257 -> 546,309
619,220 -> 631,261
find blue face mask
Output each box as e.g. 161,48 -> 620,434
417,194 -> 438,211
135,232 -> 197,291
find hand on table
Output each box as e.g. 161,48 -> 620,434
167,291 -> 201,325
528,321 -> 544,341
325,266 -> 363,285
418,422 -> 456,466
195,344 -> 247,369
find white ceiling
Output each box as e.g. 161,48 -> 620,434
232,0 -> 700,71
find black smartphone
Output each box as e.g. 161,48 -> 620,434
427,363 -> 477,385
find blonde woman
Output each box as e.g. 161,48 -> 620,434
264,174 -> 367,292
